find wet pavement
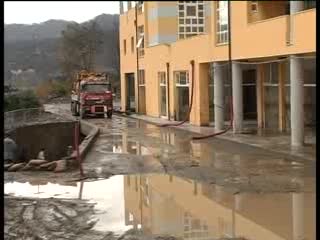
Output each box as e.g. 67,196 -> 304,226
4,103 -> 316,240
83,115 -> 315,193
126,114 -> 316,162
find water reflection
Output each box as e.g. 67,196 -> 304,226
5,174 -> 316,239
95,133 -> 151,155
123,174 -> 315,240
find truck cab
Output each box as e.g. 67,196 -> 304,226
71,71 -> 113,119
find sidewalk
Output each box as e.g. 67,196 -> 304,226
122,113 -> 316,162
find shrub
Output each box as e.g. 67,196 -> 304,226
5,90 -> 41,111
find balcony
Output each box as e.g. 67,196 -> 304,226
247,1 -> 316,24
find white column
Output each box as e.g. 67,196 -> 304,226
290,1 -> 304,14
232,62 -> 243,133
235,193 -> 244,211
120,2 -> 124,14
292,192 -> 305,240
290,56 -> 304,146
214,63 -> 225,131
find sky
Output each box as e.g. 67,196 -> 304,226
4,1 -> 119,24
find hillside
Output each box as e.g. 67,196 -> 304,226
4,14 -> 119,89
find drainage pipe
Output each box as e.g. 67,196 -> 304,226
135,4 -> 140,113
160,60 -> 195,127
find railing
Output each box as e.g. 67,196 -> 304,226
4,108 -> 45,132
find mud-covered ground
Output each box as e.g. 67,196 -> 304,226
4,103 -> 316,240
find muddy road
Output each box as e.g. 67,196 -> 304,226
4,103 -> 316,240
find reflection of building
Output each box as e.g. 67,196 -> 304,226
124,174 -> 315,240
120,1 -> 316,147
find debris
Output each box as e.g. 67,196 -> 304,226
39,161 -> 57,170
21,164 -> 33,171
54,160 -> 67,172
28,159 -> 49,166
4,163 -> 13,170
8,163 -> 26,172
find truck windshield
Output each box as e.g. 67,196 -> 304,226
82,84 -> 111,92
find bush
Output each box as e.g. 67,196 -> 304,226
5,90 -> 41,112
35,79 -> 71,100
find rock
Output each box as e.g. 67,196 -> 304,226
8,163 -> 26,172
28,159 -> 49,166
54,160 -> 67,172
4,164 -> 13,171
40,161 -> 57,171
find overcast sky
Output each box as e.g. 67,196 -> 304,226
4,1 -> 119,24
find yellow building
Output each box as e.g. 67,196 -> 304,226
119,1 -> 316,146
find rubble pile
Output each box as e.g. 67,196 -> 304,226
4,157 -> 76,173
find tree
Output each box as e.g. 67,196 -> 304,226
58,21 -> 104,80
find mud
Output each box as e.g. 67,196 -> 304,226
4,103 -> 316,240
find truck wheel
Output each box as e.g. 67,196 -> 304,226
75,103 -> 80,116
107,110 -> 112,119
80,107 -> 86,119
71,102 -> 74,115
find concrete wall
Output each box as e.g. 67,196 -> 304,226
10,122 -> 77,161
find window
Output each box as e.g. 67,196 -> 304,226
251,1 -> 258,12
123,39 -> 127,55
187,6 -> 196,16
137,1 -> 144,14
175,71 -> 189,86
138,70 -> 145,86
304,0 -> 316,10
137,26 -> 144,57
131,36 -> 134,53
178,1 -> 205,39
216,1 -> 229,44
159,72 -> 166,85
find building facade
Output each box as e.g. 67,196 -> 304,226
119,1 -> 316,146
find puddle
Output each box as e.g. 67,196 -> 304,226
5,174 -> 315,240
5,175 -> 132,235
123,174 -> 315,240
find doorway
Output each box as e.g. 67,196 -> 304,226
242,69 -> 257,121
159,72 -> 167,118
175,71 -> 189,121
125,73 -> 135,112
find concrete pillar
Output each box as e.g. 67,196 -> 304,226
232,62 -> 243,133
235,193 -> 244,211
292,192 -> 305,240
120,2 -> 124,14
214,63 -> 225,131
190,63 -> 210,126
288,1 -> 304,44
290,56 -> 304,146
290,1 -> 304,14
